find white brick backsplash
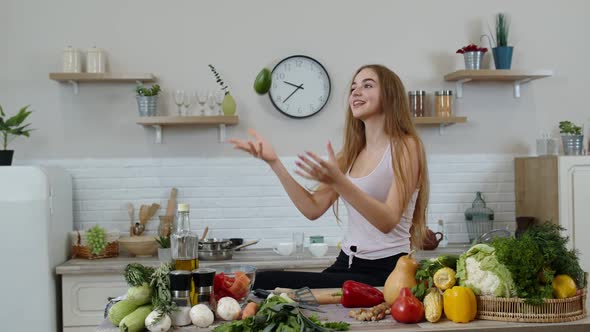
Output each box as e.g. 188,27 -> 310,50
27,154 -> 516,247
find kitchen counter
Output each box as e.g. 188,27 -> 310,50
57,245 -> 467,332
96,310 -> 590,332
56,244 -> 468,275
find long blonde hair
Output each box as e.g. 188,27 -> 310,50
330,64 -> 429,249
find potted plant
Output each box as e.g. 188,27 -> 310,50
156,235 -> 172,262
135,84 -> 161,117
491,13 -> 513,69
559,121 -> 584,155
208,64 -> 236,116
456,44 -> 488,70
0,104 -> 33,166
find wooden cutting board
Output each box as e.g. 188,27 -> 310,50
275,287 -> 342,305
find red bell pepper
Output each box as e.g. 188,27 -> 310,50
341,280 -> 384,308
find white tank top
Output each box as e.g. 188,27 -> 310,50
341,144 -> 418,260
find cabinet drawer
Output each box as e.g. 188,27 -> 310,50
62,274 -> 127,327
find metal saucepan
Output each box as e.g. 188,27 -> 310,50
198,238 -> 259,261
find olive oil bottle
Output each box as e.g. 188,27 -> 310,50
171,203 -> 199,303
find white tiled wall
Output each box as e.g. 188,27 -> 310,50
29,154 -> 516,248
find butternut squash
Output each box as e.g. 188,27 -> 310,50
383,251 -> 418,305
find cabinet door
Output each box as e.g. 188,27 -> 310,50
571,167 -> 590,274
62,274 -> 127,327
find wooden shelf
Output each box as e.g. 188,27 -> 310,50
136,116 -> 239,143
49,72 -> 157,94
412,116 -> 466,125
413,116 -> 466,134
443,69 -> 553,98
136,115 -> 238,126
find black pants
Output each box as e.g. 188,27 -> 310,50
253,251 -> 406,289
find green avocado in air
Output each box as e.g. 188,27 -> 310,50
253,68 -> 272,94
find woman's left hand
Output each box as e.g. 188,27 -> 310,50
295,141 -> 345,186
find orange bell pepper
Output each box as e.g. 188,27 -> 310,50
443,286 -> 477,323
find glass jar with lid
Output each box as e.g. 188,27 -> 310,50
434,90 -> 453,117
408,90 -> 426,117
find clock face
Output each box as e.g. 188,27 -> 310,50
269,55 -> 331,119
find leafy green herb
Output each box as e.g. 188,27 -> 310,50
213,295 -> 349,332
411,255 -> 458,301
149,263 -> 177,321
492,235 -> 551,305
491,222 -> 585,305
124,263 -> 155,287
523,222 -> 586,288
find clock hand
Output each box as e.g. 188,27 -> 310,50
283,83 -> 303,103
283,81 -> 305,90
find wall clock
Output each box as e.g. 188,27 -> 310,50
268,55 -> 331,119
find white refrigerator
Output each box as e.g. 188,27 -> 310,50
0,166 -> 73,332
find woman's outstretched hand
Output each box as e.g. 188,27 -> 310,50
228,128 -> 278,163
295,141 -> 344,186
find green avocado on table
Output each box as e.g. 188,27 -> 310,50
253,68 -> 272,95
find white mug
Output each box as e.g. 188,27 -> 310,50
273,242 -> 294,256
309,243 -> 328,257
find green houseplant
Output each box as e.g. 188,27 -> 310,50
208,64 -> 236,116
0,104 -> 33,165
559,121 -> 584,155
491,13 -> 513,69
135,84 -> 161,117
156,235 -> 172,262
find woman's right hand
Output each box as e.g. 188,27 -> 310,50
229,128 -> 278,163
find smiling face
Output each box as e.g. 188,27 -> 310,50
349,68 -> 382,120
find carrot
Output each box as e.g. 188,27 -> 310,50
241,302 -> 258,320
228,272 -> 251,298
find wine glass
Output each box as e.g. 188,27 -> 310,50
196,90 -> 208,116
182,93 -> 193,116
173,90 -> 185,116
214,91 -> 225,116
207,91 -> 216,116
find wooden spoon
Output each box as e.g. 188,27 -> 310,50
127,203 -> 134,237
200,226 -> 209,241
165,188 -> 178,217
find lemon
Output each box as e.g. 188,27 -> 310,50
552,274 -> 577,299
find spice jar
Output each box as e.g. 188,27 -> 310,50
434,90 -> 453,117
408,90 -> 426,117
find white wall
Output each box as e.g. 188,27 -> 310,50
3,1 -> 587,246
2,0 -> 589,158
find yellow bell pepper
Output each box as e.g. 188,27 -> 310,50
552,274 -> 577,299
443,286 -> 477,323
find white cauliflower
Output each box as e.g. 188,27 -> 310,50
456,243 -> 516,297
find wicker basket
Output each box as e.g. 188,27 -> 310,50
71,230 -> 120,260
476,288 -> 587,323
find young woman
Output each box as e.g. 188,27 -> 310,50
229,64 -> 429,289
